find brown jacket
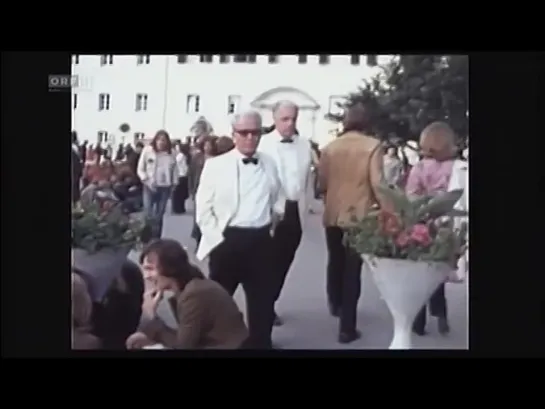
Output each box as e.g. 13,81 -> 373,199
142,278 -> 248,349
319,131 -> 386,227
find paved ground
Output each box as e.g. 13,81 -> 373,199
131,199 -> 468,349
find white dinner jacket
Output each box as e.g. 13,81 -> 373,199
195,149 -> 284,261
258,131 -> 313,228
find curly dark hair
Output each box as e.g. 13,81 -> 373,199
216,136 -> 235,155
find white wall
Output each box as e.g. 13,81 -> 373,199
72,54 -> 394,147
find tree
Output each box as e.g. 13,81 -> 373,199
329,55 -> 468,146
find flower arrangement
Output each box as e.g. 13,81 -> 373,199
72,192 -> 147,253
345,185 -> 468,265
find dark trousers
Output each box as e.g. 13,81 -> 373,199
272,201 -> 302,303
413,283 -> 448,331
172,176 -> 188,214
209,225 -> 276,349
325,226 -> 363,334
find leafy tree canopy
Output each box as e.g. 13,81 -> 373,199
328,55 -> 468,146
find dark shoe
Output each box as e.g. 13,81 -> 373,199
328,302 -> 340,318
412,327 -> 427,336
338,330 -> 361,344
412,323 -> 427,336
437,317 -> 450,335
273,312 -> 283,326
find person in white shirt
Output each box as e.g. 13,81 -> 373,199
195,110 -> 284,349
172,142 -> 190,214
258,101 -> 312,326
137,130 -> 177,239
383,145 -> 404,187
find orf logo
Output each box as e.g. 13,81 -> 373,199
48,75 -> 92,92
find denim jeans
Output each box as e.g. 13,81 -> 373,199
142,186 -> 171,239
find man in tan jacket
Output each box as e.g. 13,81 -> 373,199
318,103 -> 387,344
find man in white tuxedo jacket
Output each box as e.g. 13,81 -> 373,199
195,110 -> 284,349
258,100 -> 312,326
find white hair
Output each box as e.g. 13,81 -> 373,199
230,110 -> 263,128
272,100 -> 299,114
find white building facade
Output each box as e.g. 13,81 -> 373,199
71,54 -> 394,148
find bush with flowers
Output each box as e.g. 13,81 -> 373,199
345,185 -> 468,266
72,191 -> 147,253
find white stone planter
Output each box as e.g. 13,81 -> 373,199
362,255 -> 450,349
72,247 -> 131,302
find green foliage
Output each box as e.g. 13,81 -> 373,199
330,55 -> 468,145
72,200 -> 147,253
345,185 -> 468,264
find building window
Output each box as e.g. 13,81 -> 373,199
219,55 -> 230,63
186,94 -> 200,113
135,93 -> 148,111
350,55 -> 360,65
98,93 -> 110,111
97,131 -> 109,143
199,55 -> 213,63
73,94 -> 78,110
367,55 -> 377,66
134,132 -> 145,141
268,55 -> 279,64
177,55 -> 187,64
100,55 -> 113,66
318,55 -> 330,65
328,95 -> 345,116
227,95 -> 241,114
298,55 -> 307,64
233,55 -> 247,63
136,55 -> 151,65
73,55 -> 79,65
233,54 -> 257,63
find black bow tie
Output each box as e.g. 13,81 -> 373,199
242,157 -> 258,165
280,138 -> 294,143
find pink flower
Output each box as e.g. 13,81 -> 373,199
396,232 -> 411,247
410,224 -> 432,246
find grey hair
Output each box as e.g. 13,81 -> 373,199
272,100 -> 299,114
231,110 -> 263,128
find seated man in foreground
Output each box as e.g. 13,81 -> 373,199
126,239 -> 248,349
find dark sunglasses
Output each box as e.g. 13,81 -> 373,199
234,129 -> 261,137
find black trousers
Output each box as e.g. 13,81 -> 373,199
325,226 -> 363,334
209,225 -> 276,349
272,201 -> 302,303
172,176 -> 188,214
413,283 -> 448,331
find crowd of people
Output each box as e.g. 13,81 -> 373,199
71,100 -> 468,350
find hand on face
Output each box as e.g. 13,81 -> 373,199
142,288 -> 163,318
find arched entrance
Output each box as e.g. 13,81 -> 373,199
250,86 -> 320,140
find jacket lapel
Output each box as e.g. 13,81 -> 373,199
225,150 -> 241,222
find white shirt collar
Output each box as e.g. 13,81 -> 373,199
271,130 -> 299,145
233,148 -> 259,160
